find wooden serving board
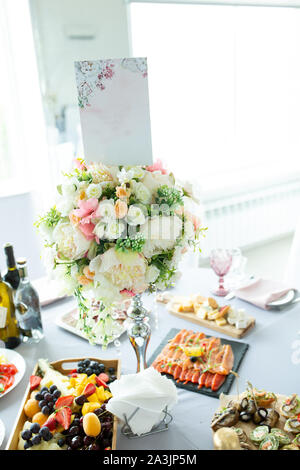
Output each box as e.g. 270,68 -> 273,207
212,392 -> 294,450
6,356 -> 121,451
168,306 -> 255,339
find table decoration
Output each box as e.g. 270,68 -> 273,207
36,57 -> 204,353
36,159 -> 203,348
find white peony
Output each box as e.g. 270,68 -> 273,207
142,171 -> 175,195
53,222 -> 91,260
86,183 -> 102,199
126,205 -> 146,226
140,215 -> 183,258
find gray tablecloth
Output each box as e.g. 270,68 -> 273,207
1,268 -> 299,450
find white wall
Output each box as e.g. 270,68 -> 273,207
1,0 -> 130,280
0,192 -> 44,280
30,0 -> 130,117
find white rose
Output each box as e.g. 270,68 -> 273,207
105,220 -> 126,240
127,166 -> 145,179
97,199 -> 115,221
127,205 -> 146,226
61,182 -> 77,197
93,221 -> 106,240
145,265 -> 160,284
86,183 -> 102,199
56,198 -> 74,217
131,180 -> 152,204
53,222 -> 90,260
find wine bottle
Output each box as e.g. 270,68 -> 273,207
3,243 -> 20,291
15,258 -> 44,344
0,270 -> 22,349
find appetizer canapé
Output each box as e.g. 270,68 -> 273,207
211,384 -> 300,451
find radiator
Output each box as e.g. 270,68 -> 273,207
199,180 -> 300,258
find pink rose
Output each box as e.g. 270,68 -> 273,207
74,158 -> 87,171
70,198 -> 99,240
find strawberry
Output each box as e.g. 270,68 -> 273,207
29,375 -> 42,390
83,383 -> 96,397
95,376 -> 108,388
55,395 -> 74,409
44,414 -> 57,431
56,406 -> 72,430
98,373 -> 109,383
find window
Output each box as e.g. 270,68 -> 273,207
129,2 -> 300,197
0,0 -> 49,198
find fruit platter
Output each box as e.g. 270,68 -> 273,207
156,293 -> 255,339
6,357 -> 120,450
211,382 -> 300,450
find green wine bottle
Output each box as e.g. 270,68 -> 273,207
0,270 -> 22,349
3,243 -> 20,291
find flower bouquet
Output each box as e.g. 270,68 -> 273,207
36,159 -> 204,347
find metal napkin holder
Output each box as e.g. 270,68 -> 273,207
121,406 -> 173,439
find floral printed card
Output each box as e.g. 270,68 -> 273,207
75,57 -> 153,166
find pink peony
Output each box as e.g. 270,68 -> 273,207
146,159 -> 168,175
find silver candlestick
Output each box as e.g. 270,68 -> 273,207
127,294 -> 151,372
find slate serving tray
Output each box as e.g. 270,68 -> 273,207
148,328 -> 249,398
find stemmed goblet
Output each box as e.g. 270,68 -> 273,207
210,248 -> 232,297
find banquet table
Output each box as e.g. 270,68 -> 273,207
1,267 -> 299,450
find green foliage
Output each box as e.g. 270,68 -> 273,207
115,234 -> 145,253
35,206 -> 61,229
155,185 -> 183,210
101,185 -> 117,200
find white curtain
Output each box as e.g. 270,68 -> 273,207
0,0 -> 51,209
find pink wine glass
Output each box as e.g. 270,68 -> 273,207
210,249 -> 233,296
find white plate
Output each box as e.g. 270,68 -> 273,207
0,348 -> 26,398
55,308 -> 127,345
0,419 -> 5,447
267,289 -> 297,308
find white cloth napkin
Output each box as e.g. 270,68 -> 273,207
106,367 -> 178,436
